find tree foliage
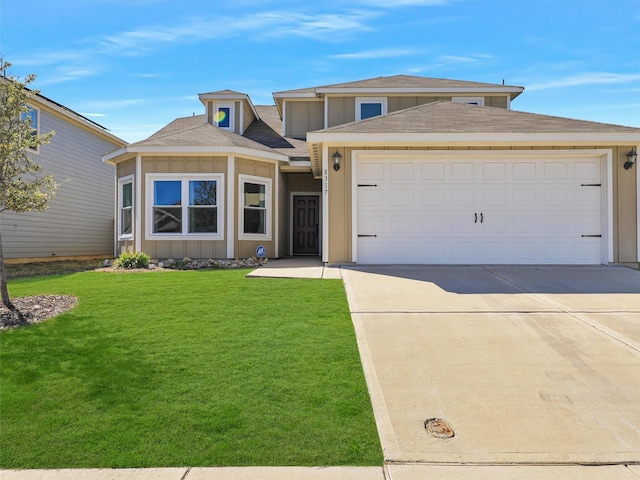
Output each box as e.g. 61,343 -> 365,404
0,59 -> 57,325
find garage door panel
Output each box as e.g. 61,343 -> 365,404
391,162 -> 415,180
356,155 -> 603,265
422,188 -> 447,207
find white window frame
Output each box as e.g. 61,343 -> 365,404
355,97 -> 387,121
118,175 -> 134,241
214,103 -> 235,132
21,105 -> 40,153
238,174 -> 272,241
452,96 -> 485,106
145,173 -> 224,241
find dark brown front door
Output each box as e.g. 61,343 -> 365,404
293,195 -> 319,255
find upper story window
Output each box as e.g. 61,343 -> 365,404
20,107 -> 39,152
213,103 -> 234,131
452,97 -> 485,106
146,173 -> 224,240
356,97 -> 387,121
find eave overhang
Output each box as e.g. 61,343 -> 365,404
306,132 -> 640,178
103,145 -> 290,165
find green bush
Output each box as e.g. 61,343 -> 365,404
113,252 -> 150,269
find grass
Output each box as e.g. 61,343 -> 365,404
0,270 -> 382,469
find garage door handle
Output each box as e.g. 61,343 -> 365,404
358,234 -> 377,238
480,212 -> 483,223
474,213 -> 478,223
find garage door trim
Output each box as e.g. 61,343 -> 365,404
351,149 -> 613,265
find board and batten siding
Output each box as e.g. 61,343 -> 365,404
285,100 -> 324,139
138,156 -> 228,260
2,107 -> 120,260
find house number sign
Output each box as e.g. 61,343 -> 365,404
323,168 -> 328,196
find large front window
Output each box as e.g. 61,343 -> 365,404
239,175 -> 271,240
146,174 -> 224,239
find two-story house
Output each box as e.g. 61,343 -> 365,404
104,75 -> 640,266
2,90 -> 126,263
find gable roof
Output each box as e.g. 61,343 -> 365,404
306,101 -> 640,177
317,101 -> 640,135
103,115 -> 288,164
272,74 -> 524,117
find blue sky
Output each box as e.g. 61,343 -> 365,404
1,0 -> 639,143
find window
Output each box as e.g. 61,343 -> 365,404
20,107 -> 39,151
146,174 -> 224,240
214,103 -> 234,131
452,96 -> 485,106
356,97 -> 387,121
118,176 -> 134,240
239,175 -> 272,240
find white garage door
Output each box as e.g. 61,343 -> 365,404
356,155 -> 604,265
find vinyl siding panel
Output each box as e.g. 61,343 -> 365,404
285,101 -> 324,138
235,158 -> 276,258
327,97 -> 355,128
2,107 -> 120,260
139,156 -> 228,259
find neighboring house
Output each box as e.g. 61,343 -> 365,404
2,90 -> 126,262
103,75 -> 640,266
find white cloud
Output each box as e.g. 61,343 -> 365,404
331,48 -> 424,60
80,113 -> 107,118
527,72 -> 640,91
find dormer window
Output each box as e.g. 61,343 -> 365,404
356,97 -> 387,121
213,103 -> 235,131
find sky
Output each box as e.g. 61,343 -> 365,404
1,0 -> 639,143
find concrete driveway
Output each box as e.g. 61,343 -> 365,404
342,266 -> 640,478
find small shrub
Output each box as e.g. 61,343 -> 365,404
114,252 -> 150,269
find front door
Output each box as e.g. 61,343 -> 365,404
293,195 -> 320,255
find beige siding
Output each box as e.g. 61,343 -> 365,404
614,146 -> 638,262
235,158 -> 277,258
2,106 -> 120,260
138,156 -> 228,259
285,101 -> 324,138
327,147 -> 352,263
243,102 -> 254,133
327,97 -> 355,128
486,96 -> 508,108
326,145 -> 638,264
235,102 -> 241,133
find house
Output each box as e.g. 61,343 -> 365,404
2,90 -> 126,262
103,75 -> 640,266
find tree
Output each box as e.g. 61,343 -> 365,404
0,60 -> 57,324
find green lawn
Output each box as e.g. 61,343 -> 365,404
0,270 -> 382,469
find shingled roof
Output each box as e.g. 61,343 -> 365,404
316,101 -> 640,135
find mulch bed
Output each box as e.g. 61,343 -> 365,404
0,295 -> 78,330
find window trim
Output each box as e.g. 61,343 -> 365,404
355,97 -> 387,121
238,174 -> 272,241
21,105 -> 40,153
145,173 -> 224,240
452,96 -> 485,106
214,103 -> 235,132
118,175 -> 134,241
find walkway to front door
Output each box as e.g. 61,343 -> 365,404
292,195 -> 319,255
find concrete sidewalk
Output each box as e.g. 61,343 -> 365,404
245,257 -> 341,279
0,467 -> 385,480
